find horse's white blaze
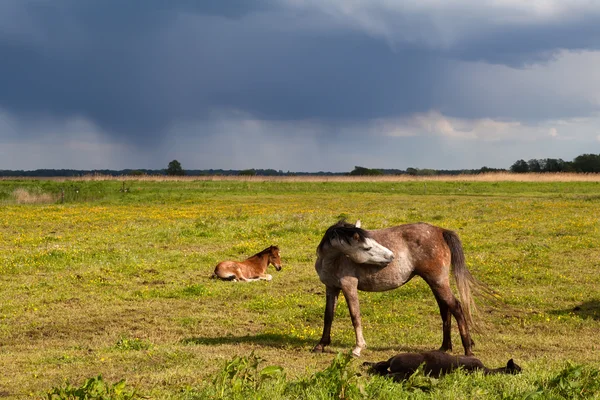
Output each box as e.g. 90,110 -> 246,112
334,237 -> 394,265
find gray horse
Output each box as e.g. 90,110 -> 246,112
313,220 -> 489,357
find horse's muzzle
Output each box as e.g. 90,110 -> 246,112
275,265 -> 282,271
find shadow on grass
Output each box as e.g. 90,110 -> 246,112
550,300 -> 600,320
367,345 -> 437,353
182,333 -> 436,355
181,333 -> 316,348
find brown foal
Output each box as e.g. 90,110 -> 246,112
213,245 -> 282,282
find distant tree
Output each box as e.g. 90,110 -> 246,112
562,161 -> 576,172
128,170 -> 144,176
417,169 -> 437,176
510,159 -> 529,173
260,169 -> 280,176
349,166 -> 383,176
239,169 -> 256,176
572,154 -> 600,172
166,160 -> 185,176
478,166 -> 506,173
528,159 -> 542,173
542,158 -> 565,172
405,167 -> 436,176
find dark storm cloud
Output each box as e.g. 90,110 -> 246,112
1,0 -> 600,145
447,16 -> 600,67
0,0 -> 451,143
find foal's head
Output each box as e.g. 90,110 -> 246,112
319,220 -> 394,266
503,359 -> 522,374
265,245 -> 282,271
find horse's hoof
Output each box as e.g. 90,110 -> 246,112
352,348 -> 362,357
312,345 -> 324,353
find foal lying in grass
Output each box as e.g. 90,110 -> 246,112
364,350 -> 521,380
212,245 -> 282,282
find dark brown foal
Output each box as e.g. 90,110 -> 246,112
365,350 -> 521,380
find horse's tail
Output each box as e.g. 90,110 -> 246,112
443,229 -> 502,332
442,230 -> 479,330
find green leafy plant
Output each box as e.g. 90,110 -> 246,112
211,351 -> 284,399
115,337 -> 152,351
290,352 -> 360,399
46,375 -> 139,400
526,363 -> 600,399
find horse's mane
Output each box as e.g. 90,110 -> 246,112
252,245 -> 279,258
317,220 -> 371,254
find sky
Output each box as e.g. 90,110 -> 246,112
1,0 -> 600,172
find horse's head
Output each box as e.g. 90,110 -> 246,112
268,245 -> 282,271
319,221 -> 394,266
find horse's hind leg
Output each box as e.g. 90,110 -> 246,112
313,286 -> 340,353
427,280 -> 473,356
432,292 -> 453,352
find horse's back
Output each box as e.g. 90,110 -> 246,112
371,223 -> 447,252
370,223 -> 452,275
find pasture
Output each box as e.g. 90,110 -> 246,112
1,177 -> 600,399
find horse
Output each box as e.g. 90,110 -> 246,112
364,350 -> 521,380
212,245 -> 282,282
313,220 -> 491,357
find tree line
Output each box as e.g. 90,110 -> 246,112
509,154 -> 600,173
1,154 -> 600,177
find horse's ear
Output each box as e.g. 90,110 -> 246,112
353,232 -> 360,242
355,220 -> 361,228
507,359 -> 515,368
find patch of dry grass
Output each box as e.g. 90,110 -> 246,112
10,188 -> 57,204
2,172 -> 600,183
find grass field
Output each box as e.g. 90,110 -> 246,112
1,176 -> 600,399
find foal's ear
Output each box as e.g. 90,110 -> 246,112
355,220 -> 361,228
507,359 -> 520,371
353,232 -> 360,242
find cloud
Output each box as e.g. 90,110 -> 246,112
1,1 -> 600,171
284,0 -> 600,65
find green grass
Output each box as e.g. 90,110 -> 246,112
1,178 -> 600,398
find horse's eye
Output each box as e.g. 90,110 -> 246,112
364,247 -> 372,251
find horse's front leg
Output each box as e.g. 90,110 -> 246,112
313,286 -> 340,353
341,279 -> 365,357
